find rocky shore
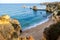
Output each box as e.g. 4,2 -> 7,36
0,2 -> 60,40
0,14 -> 35,40
46,2 -> 60,13
41,2 -> 60,40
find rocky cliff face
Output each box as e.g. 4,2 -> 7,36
0,14 -> 35,40
0,15 -> 22,40
46,2 -> 60,13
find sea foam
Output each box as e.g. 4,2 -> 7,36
23,18 -> 49,31
23,14 -> 52,31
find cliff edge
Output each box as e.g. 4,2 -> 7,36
0,14 -> 22,40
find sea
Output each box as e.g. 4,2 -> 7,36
0,3 -> 51,30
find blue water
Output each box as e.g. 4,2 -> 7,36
0,4 -> 51,30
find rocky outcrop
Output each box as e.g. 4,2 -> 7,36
52,10 -> 60,23
46,2 -> 60,13
43,9 -> 60,40
46,4 -> 57,13
0,15 -> 22,40
42,22 -> 60,40
32,6 -> 37,11
10,19 -> 22,36
0,14 -> 35,40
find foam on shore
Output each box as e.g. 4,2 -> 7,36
22,14 -> 52,31
22,18 -> 49,31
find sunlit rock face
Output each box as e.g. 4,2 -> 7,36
0,15 -> 10,24
0,33 -> 6,40
0,14 -> 35,40
0,24 -> 14,40
1,15 -> 10,20
11,19 -> 20,24
46,2 -> 60,13
10,19 -> 22,36
52,10 -> 60,23
0,14 -> 22,40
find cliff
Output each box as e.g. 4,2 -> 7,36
0,14 -> 34,40
0,15 -> 22,40
43,22 -> 60,40
46,2 -> 60,13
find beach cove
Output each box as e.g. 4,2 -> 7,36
21,17 -> 54,40
0,4 -> 51,30
0,3 -> 54,40
0,1 -> 60,40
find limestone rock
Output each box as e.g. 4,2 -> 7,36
1,14 -> 10,20
0,33 -> 6,40
0,14 -> 34,40
10,19 -> 22,36
0,15 -> 10,24
0,14 -> 22,40
0,24 -> 14,40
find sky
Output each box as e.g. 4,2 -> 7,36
0,0 -> 60,3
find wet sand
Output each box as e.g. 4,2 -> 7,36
21,18 -> 54,40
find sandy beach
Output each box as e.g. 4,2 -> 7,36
21,18 -> 54,40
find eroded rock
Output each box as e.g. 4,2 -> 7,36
43,22 -> 60,40
0,15 -> 22,40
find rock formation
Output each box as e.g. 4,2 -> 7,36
0,14 -> 34,40
43,22 -> 60,40
43,8 -> 60,40
0,14 -> 22,40
52,10 -> 60,23
33,6 -> 37,11
46,2 -> 60,13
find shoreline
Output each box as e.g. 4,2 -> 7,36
23,18 -> 49,31
22,14 -> 52,31
21,16 -> 54,40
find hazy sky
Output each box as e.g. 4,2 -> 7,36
0,0 -> 60,3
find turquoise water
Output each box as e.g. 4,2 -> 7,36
0,4 -> 50,30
